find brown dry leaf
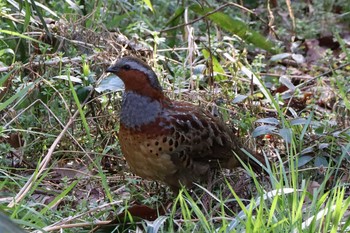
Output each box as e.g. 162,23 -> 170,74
55,159 -> 91,179
115,204 -> 167,222
307,181 -> 321,194
6,133 -> 24,148
304,180 -> 321,204
309,86 -> 336,109
305,36 -> 340,64
305,39 -> 328,64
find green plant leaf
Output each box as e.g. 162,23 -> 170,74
270,53 -> 292,62
252,125 -> 277,138
202,49 -> 226,80
67,69 -> 92,144
290,118 -> 308,126
165,7 -> 185,26
75,85 -> 93,103
142,0 -> 154,12
164,6 -> 185,47
232,94 -> 248,103
298,155 -> 313,167
146,215 -> 168,233
190,4 -> 278,53
0,29 -> 45,44
23,0 -> 31,32
314,156 -> 328,167
29,0 -> 52,39
0,213 -> 26,233
300,146 -> 315,155
40,180 -> 79,215
0,78 -> 40,112
63,0 -> 83,14
51,75 -> 82,83
279,128 -> 292,143
255,117 -> 280,125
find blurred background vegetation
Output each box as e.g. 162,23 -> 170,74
1,0 -> 350,232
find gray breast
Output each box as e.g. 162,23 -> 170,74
121,91 -> 162,129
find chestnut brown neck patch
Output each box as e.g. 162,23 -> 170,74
116,69 -> 164,100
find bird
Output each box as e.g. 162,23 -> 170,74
106,56 -> 266,192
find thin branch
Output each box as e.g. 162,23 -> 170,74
160,3 -> 274,35
7,109 -> 80,208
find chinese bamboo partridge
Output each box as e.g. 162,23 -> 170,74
106,56 -> 266,192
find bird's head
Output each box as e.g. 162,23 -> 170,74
106,56 -> 164,99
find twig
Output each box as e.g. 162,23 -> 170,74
37,200 -> 123,232
295,62 -> 350,89
3,99 -> 89,157
0,54 -> 100,73
7,110 -> 80,208
160,3 -> 251,33
160,3 -> 277,38
38,221 -> 111,232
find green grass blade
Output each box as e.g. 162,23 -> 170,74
67,68 -> 92,144
0,29 -> 45,44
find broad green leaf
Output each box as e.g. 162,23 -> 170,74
318,143 -> 330,150
232,94 -> 248,103
64,0 -> 83,14
270,53 -> 291,62
142,0 -> 154,12
107,12 -> 135,29
0,49 -> 15,63
164,7 -> 185,46
190,4 -> 278,53
202,49 -> 226,80
193,64 -> 206,75
165,7 -> 185,26
300,146 -> 315,155
314,156 -> 328,167
252,125 -> 277,138
290,118 -> 308,126
279,75 -> 295,91
279,128 -> 292,143
255,117 -> 280,125
298,155 -> 313,167
0,212 -> 26,233
75,85 -> 93,103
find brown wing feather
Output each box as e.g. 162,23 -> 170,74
166,101 -> 265,172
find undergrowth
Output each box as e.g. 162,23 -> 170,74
1,0 -> 350,232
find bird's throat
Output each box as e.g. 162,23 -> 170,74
120,91 -> 162,129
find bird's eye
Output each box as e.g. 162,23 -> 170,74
123,64 -> 131,70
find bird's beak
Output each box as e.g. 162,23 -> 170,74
106,65 -> 118,73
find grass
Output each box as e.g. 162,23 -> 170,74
1,0 -> 350,232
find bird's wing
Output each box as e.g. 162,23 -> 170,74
163,101 -> 239,168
